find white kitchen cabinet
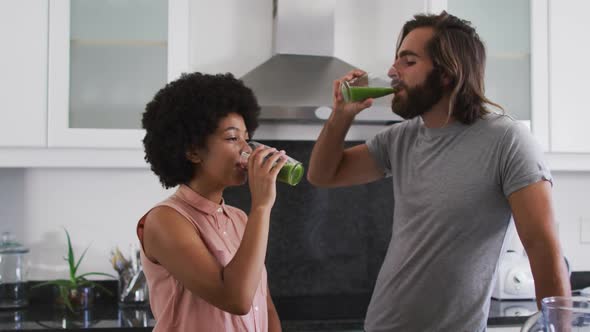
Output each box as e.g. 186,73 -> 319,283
428,0 -> 549,151
47,0 -> 189,148
429,0 -> 590,168
0,0 -> 48,148
548,0 -> 590,153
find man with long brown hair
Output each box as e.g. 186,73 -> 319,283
308,11 -> 570,331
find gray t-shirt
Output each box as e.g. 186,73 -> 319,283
365,113 -> 551,332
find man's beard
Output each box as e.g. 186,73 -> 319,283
391,68 -> 444,119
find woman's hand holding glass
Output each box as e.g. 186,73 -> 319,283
247,145 -> 287,210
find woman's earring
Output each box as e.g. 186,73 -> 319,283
186,152 -> 201,163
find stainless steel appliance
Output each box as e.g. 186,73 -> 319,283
492,221 -> 570,301
241,0 -> 402,125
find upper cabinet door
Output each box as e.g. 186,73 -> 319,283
428,0 -> 549,151
0,0 -> 48,148
446,0 -> 532,122
549,0 -> 590,153
48,0 -> 189,148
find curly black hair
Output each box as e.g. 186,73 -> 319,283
142,72 -> 260,189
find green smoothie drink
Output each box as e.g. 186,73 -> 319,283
346,86 -> 395,102
340,72 -> 400,103
276,159 -> 304,186
241,141 -> 304,186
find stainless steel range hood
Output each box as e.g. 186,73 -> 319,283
241,0 -> 396,124
242,54 -> 357,122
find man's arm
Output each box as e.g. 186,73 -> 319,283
508,180 -> 571,308
307,70 -> 384,188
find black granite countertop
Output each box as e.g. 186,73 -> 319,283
0,299 -> 534,332
0,304 -> 152,332
3,272 -> 589,332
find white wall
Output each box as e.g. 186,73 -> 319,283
0,168 -> 171,280
1,168 -> 589,280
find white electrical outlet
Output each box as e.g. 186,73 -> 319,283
580,218 -> 590,244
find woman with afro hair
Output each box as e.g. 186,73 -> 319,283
137,72 -> 284,331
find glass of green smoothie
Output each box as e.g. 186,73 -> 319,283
240,141 -> 304,186
340,72 -> 401,103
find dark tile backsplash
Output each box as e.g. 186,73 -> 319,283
223,140 -> 393,298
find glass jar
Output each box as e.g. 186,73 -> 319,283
240,141 -> 304,186
0,232 -> 30,308
340,71 -> 401,103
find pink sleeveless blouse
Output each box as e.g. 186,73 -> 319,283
137,184 -> 269,332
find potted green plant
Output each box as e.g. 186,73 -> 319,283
34,228 -> 115,312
